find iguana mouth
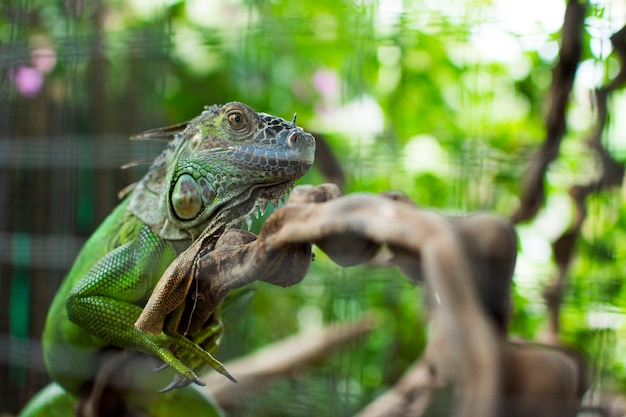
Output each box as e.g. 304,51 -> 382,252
226,144 -> 315,165
226,129 -> 316,165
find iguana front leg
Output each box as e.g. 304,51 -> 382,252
135,233 -> 212,335
66,225 -> 232,389
128,229 -> 238,391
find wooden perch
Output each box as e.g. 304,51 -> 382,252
137,178 -> 587,417
138,183 -> 514,417
354,341 -> 587,417
353,360 -> 436,417
204,314 -> 378,408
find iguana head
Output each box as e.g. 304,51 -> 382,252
129,102 -> 316,240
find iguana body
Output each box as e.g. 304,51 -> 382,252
20,102 -> 315,417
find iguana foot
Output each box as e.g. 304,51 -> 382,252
155,356 -> 237,393
159,373 -> 204,392
153,361 -> 169,372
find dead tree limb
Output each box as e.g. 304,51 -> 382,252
137,182 -> 587,416
205,314 -> 377,409
139,184 -> 512,417
352,360 -> 436,417
543,24 -> 626,343
511,0 -> 586,224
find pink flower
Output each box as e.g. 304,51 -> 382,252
10,46 -> 56,97
11,66 -> 44,97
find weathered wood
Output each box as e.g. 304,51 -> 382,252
353,360 -> 436,417
205,314 -> 378,408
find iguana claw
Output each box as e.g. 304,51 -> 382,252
159,364 -> 238,392
153,362 -> 169,372
217,366 -> 237,384
160,374 -> 204,392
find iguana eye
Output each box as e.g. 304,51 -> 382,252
227,111 -> 246,129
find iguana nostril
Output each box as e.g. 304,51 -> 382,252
288,131 -> 300,147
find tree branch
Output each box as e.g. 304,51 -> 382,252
511,0 -> 587,224
543,23 -> 626,343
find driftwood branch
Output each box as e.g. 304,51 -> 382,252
205,314 -> 377,409
353,360 -> 436,417
138,180 -> 587,417
135,181 -> 589,416
507,0 -> 626,348
511,0 -> 586,224
355,341 -> 587,417
204,186 -> 504,417
543,24 -> 626,343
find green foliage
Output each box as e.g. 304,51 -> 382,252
4,0 -> 626,414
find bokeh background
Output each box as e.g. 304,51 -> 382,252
2,0 -> 626,415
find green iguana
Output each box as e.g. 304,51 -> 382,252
19,102 -> 316,417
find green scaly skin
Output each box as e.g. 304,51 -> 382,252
20,102 -> 315,417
